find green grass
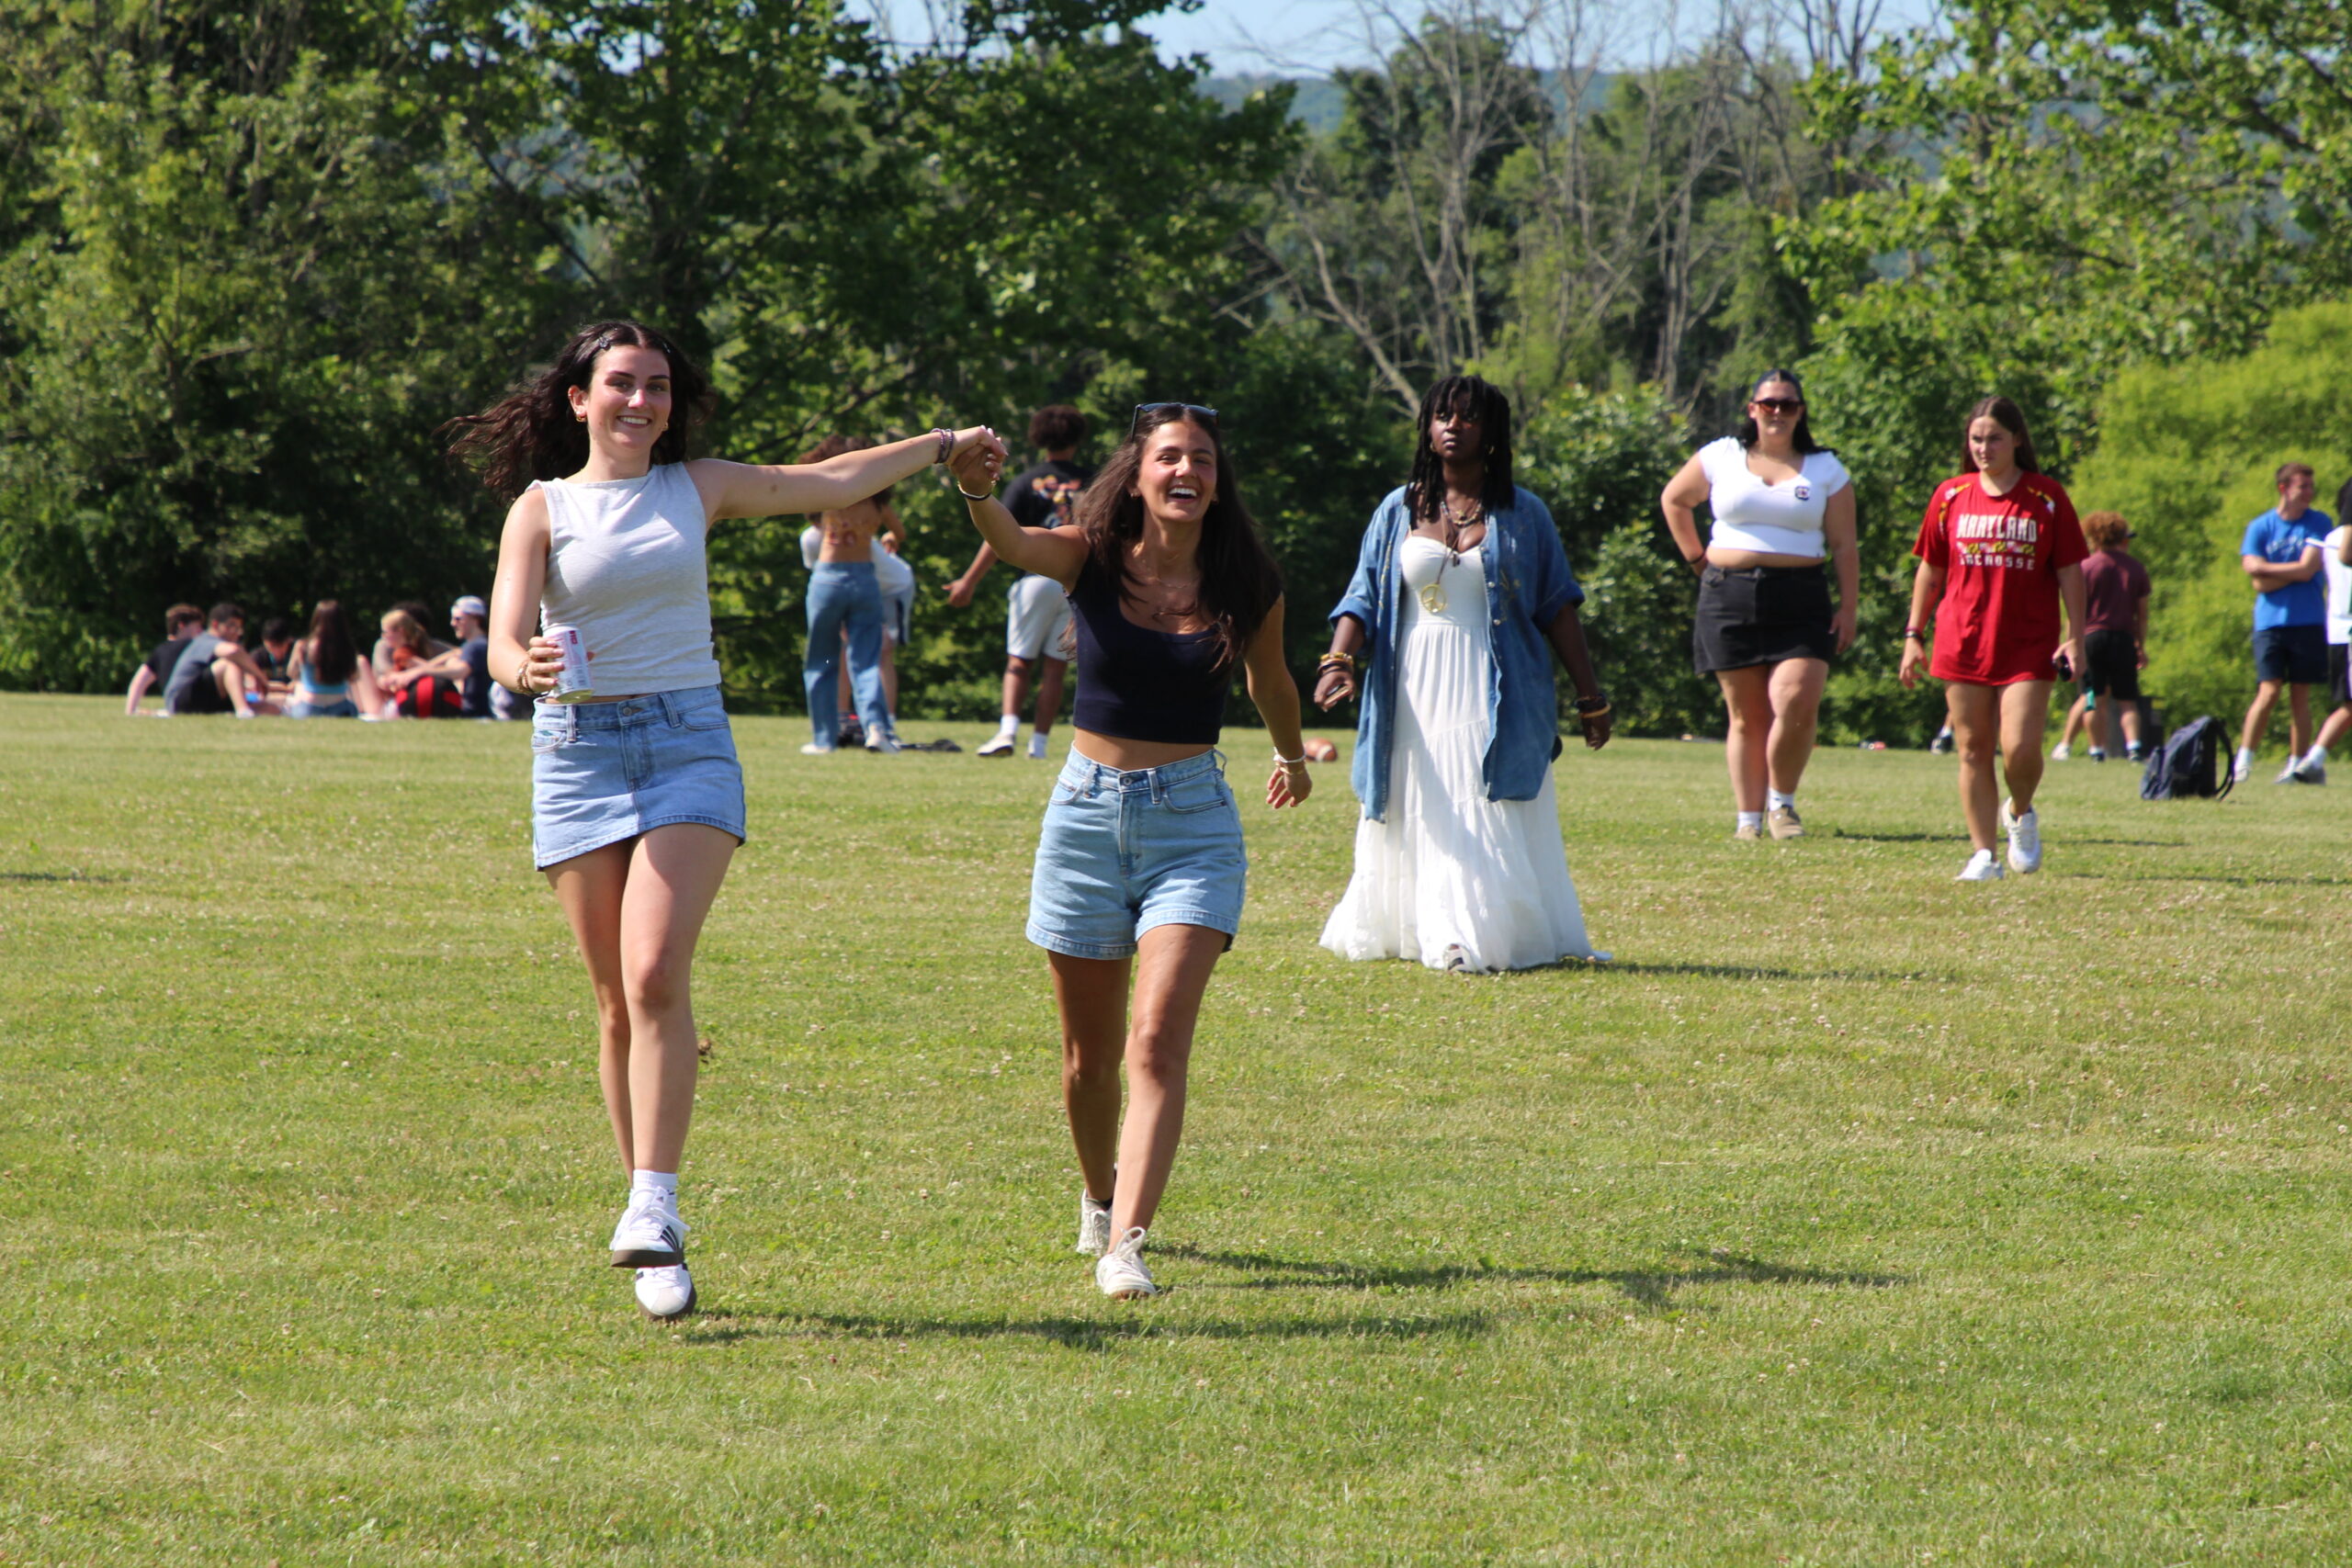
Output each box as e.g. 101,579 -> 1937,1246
3,694 -> 2348,1565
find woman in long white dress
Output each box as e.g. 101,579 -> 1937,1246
1314,375 -> 1613,973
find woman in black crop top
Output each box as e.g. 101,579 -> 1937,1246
950,404 -> 1314,1301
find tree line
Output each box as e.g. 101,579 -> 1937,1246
4,0 -> 2346,739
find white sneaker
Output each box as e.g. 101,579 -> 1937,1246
2273,764 -> 2301,784
1027,733 -> 1049,760
1095,1226 -> 1158,1299
1955,849 -> 2004,882
2000,799 -> 2041,874
2051,743 -> 2072,761
2233,750 -> 2253,784
634,1264 -> 695,1321
978,730 -> 1017,757
799,741 -> 835,756
608,1191 -> 688,1268
865,731 -> 902,754
1076,1192 -> 1114,1256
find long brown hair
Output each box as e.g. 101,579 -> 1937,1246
1962,395 -> 2041,474
443,321 -> 716,499
302,600 -> 358,685
1073,408 -> 1283,670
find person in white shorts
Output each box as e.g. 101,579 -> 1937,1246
2286,480 -> 2352,784
947,405 -> 1093,757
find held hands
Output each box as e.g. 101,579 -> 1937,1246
946,434 -> 1006,497
1267,758 -> 1313,808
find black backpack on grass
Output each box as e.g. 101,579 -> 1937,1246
2141,715 -> 2233,800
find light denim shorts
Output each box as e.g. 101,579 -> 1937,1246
530,686 -> 746,869
1027,748 -> 1247,960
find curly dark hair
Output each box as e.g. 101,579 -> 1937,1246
1404,375 -> 1515,524
1735,368 -> 1829,454
1072,406 -> 1282,671
1029,404 -> 1089,452
443,321 -> 716,499
800,434 -> 889,508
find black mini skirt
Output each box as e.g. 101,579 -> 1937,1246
1692,562 -> 1836,674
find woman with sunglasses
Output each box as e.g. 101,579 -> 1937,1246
451,318 -> 1001,1322
1659,369 -> 1858,840
1899,395 -> 2089,881
1314,374 -> 1611,976
947,401 -> 1311,1301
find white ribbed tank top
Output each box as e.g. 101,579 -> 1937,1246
535,463 -> 723,696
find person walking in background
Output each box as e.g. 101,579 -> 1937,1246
1900,397 -> 2089,882
798,433 -> 903,755
450,317 -> 998,1322
947,405 -> 1094,759
2068,511 -> 2153,764
285,600 -> 385,718
798,455 -> 911,746
163,603 -> 281,716
1658,368 -> 1857,840
124,603 -> 203,715
1316,374 -> 1611,974
947,401 -> 1310,1301
2233,462 -> 2332,784
2288,485 -> 2352,784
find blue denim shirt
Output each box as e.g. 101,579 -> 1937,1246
1330,486 -> 1585,822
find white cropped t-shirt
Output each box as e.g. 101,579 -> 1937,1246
1698,437 -> 1851,559
536,463 -> 724,696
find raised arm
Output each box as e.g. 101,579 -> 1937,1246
1660,452 -> 1712,573
1242,598 -> 1311,807
488,488 -> 558,696
693,427 -> 1001,524
947,445 -> 1089,586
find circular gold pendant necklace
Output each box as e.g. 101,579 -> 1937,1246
1418,499 -> 1481,615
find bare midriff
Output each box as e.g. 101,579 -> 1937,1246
1704,546 -> 1825,570
815,502 -> 886,563
1069,731 -> 1216,772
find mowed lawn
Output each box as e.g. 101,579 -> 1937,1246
2,694 -> 2347,1566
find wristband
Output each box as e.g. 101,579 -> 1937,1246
1902,629 -> 1923,641
930,427 -> 954,465
1573,694 -> 1611,717
956,484 -> 993,502
1317,651 -> 1357,671
1274,750 -> 1308,768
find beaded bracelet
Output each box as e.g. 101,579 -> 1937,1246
931,426 -> 954,465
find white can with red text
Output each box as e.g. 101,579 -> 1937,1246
546,626 -> 594,703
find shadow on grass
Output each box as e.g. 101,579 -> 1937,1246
1167,1244 -> 1905,1314
1828,829 -> 2183,848
2065,871 -> 2352,888
1593,960 -> 1953,983
0,869 -> 117,883
679,1309 -> 1494,1348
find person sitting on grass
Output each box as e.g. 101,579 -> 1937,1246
124,603 -> 203,716
255,617 -> 298,689
161,602 -> 282,717
285,600 -> 386,718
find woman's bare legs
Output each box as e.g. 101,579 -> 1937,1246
1047,923 -> 1227,1236
1996,680 -> 2054,818
1764,657 -> 1829,794
547,824 -> 737,1174
1946,682 -> 2003,852
1715,666 -> 1772,813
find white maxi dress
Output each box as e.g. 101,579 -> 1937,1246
1319,536 -> 1600,972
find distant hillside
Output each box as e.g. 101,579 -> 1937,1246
1202,70 -> 1617,133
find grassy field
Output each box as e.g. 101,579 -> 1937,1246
3,693 -> 2347,1565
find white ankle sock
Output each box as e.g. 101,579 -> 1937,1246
995,714 -> 1020,737
631,1170 -> 678,1201
2235,746 -> 2256,770
2304,744 -> 2329,767
1767,790 -> 1795,813
1736,811 -> 1764,830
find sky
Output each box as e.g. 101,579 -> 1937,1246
866,0 -> 1943,77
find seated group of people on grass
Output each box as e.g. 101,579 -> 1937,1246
126,596 -> 512,720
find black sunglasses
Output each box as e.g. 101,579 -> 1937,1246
1751,397 -> 1804,415
1132,402 -> 1219,434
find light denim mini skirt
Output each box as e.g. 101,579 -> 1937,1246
530,685 -> 746,869
1027,748 -> 1247,960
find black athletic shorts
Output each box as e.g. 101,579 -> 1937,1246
2331,643 -> 2351,709
1692,562 -> 1836,674
2253,623 -> 2328,685
168,671 -> 236,715
2080,626 -> 2141,702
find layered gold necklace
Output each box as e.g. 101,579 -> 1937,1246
1417,497 -> 1483,615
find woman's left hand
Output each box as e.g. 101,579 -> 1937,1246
946,440 -> 1003,496
1267,760 -> 1313,807
1577,708 -> 1612,750
1832,602 -> 1858,655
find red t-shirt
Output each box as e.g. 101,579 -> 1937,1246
1913,471 -> 2088,684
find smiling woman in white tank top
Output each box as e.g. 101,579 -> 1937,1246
447,319 -> 1002,1323
1660,369 -> 1859,841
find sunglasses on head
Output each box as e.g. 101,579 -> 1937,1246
1751,397 -> 1804,415
1132,402 -> 1219,435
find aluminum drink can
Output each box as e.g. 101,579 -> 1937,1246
547,626 -> 593,703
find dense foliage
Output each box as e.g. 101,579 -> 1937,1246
5,0 -> 2348,739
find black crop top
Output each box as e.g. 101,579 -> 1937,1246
1069,556 -> 1232,744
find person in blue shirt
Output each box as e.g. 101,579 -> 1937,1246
1312,374 -> 1611,974
2233,461 -> 2331,784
